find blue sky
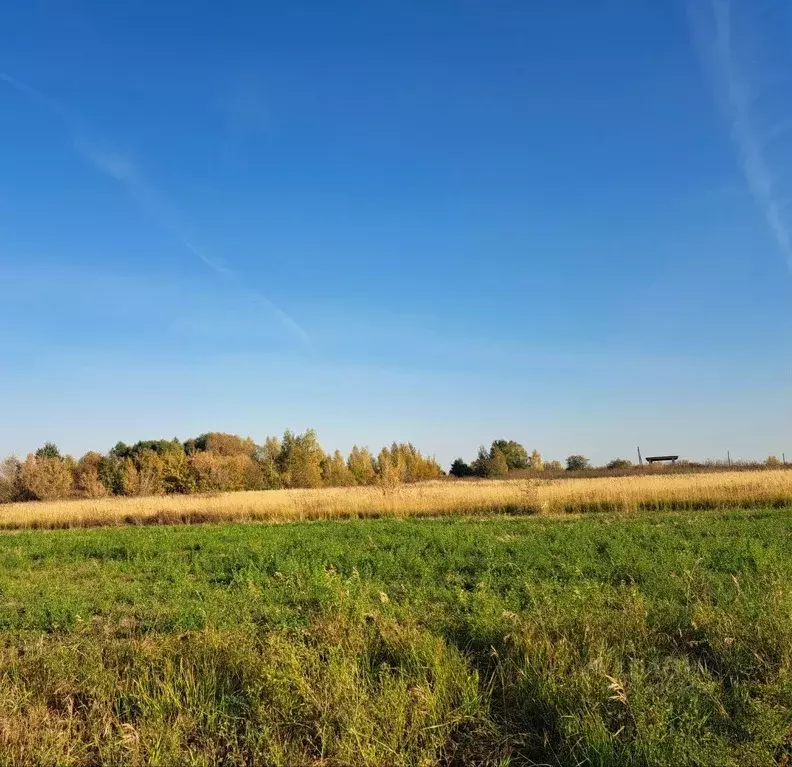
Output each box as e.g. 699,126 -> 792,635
1,0 -> 790,467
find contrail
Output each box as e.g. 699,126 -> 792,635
688,0 -> 792,272
0,73 -> 311,346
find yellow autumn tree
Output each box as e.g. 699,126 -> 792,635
489,447 -> 509,477
399,442 -> 443,481
121,451 -> 165,496
190,453 -> 250,492
347,446 -> 376,485
74,451 -> 108,498
279,430 -> 325,488
376,446 -> 406,491
19,454 -> 74,501
193,433 -> 256,457
322,449 -> 355,487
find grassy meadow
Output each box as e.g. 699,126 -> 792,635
0,508 -> 791,765
1,468 -> 791,529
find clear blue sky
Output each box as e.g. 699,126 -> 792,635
1,0 -> 790,467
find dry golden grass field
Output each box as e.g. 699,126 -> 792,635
1,468 -> 791,530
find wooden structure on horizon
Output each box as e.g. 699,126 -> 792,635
645,455 -> 679,464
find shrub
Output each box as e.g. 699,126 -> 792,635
766,455 -> 782,468
544,460 -> 563,471
606,458 -> 633,470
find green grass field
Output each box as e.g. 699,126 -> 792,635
0,509 -> 791,766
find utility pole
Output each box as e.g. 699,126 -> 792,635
783,453 -> 787,465
727,450 -> 731,467
637,446 -> 643,466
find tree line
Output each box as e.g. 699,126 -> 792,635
0,431 -> 444,503
1,432 -> 784,504
0,432 -> 576,504
449,441 -> 592,477
449,444 -> 786,477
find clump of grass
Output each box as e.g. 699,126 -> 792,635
0,508 -> 790,764
0,469 -> 790,530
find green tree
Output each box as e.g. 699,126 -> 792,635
118,439 -> 185,460
544,460 -> 563,471
449,458 -> 474,477
472,444 -> 514,477
97,456 -> 125,496
566,455 -> 591,471
110,442 -> 132,460
606,458 -> 633,470
491,440 -> 530,471
766,455 -> 782,468
35,442 -> 62,460
471,446 -> 491,477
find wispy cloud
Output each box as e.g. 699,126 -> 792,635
688,0 -> 792,272
0,73 -> 311,346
